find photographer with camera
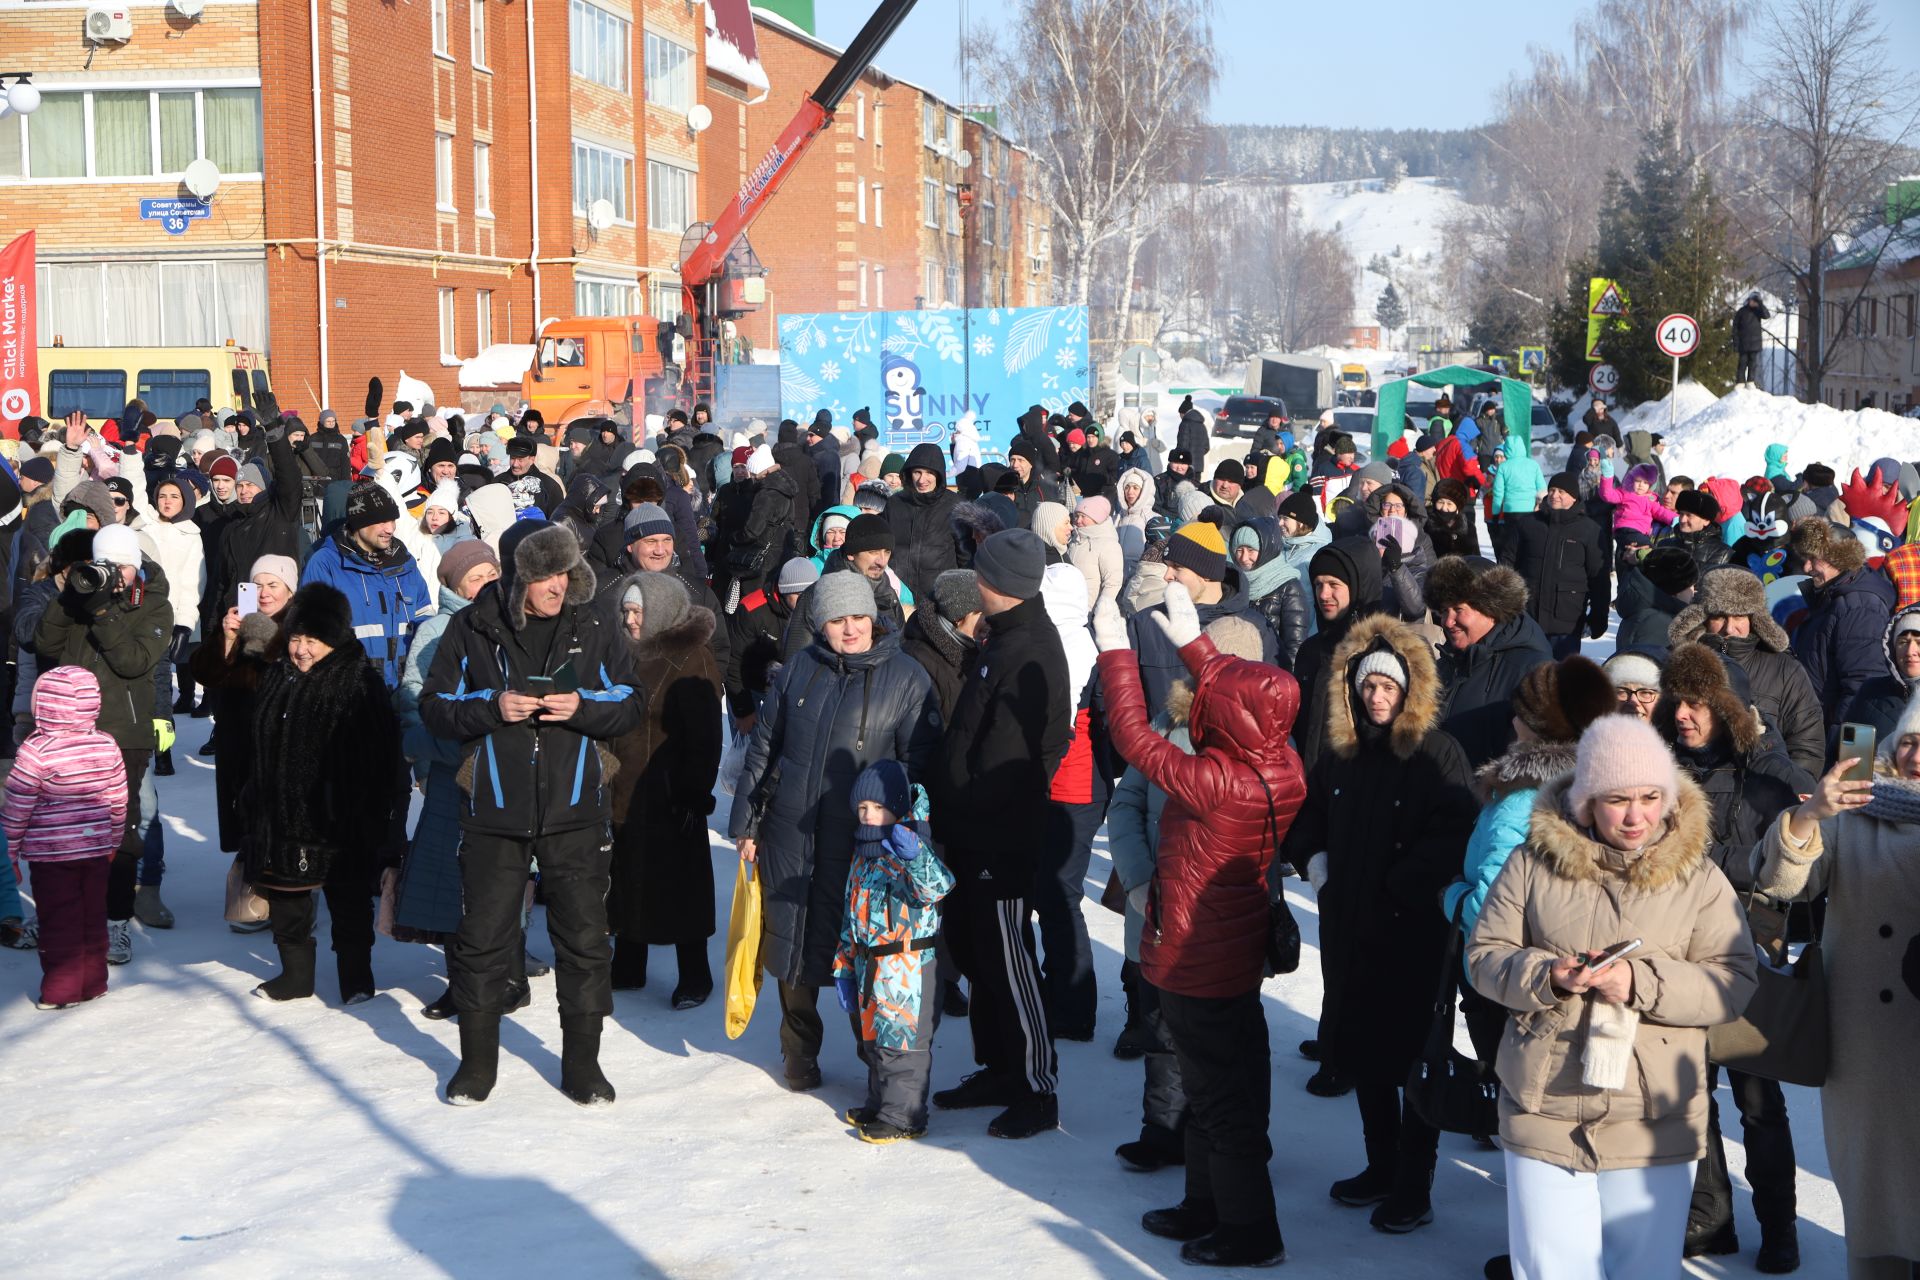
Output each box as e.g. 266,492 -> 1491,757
34,522 -> 171,967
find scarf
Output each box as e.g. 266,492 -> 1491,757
1860,774 -> 1920,824
1243,553 -> 1294,603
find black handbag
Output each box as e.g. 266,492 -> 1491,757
1249,770 -> 1301,976
725,542 -> 769,577
1708,891 -> 1829,1087
1405,901 -> 1502,1136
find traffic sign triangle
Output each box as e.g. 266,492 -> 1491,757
1591,282 -> 1626,316
1587,333 -> 1604,360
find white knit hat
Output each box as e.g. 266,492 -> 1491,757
1881,685 -> 1920,763
746,445 -> 776,477
1568,715 -> 1680,824
1352,648 -> 1408,691
1603,651 -> 1662,691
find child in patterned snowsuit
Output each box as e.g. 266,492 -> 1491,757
834,760 -> 954,1143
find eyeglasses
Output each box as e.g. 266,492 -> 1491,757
1379,500 -> 1406,514
1617,687 -> 1660,705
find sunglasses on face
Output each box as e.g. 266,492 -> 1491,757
111,497 -> 130,508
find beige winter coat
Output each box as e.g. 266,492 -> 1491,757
1467,773 -> 1757,1173
1066,518 -> 1124,612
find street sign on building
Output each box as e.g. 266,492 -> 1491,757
138,198 -> 210,236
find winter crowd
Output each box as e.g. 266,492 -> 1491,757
0,386 -> 1914,1280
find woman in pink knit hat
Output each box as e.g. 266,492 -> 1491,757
1467,714 -> 1757,1280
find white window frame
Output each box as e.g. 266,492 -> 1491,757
923,178 -> 938,228
854,92 -> 866,138
434,132 -> 456,212
575,274 -> 638,318
572,137 -> 634,224
923,101 -> 938,148
438,287 -> 458,359
946,263 -> 960,308
473,140 -> 492,217
432,0 -> 451,58
648,276 -> 684,323
643,30 -> 695,111
646,157 -> 694,234
872,184 -> 883,227
858,262 -> 869,308
982,197 -> 995,245
925,262 -> 939,306
470,0 -> 489,70
570,0 -> 631,92
873,101 -> 883,150
0,83 -> 264,186
855,180 -> 865,225
945,183 -> 960,236
475,289 -> 493,348
873,264 -> 884,309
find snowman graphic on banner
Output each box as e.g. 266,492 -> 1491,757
883,351 -> 937,446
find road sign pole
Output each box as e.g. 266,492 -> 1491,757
1671,354 -> 1680,429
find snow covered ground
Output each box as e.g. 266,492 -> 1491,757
0,704 -> 1851,1277
1657,385 -> 1920,486
1289,177 -> 1466,332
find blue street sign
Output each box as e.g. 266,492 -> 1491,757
138,198 -> 211,236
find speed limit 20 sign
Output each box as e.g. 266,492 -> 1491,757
1656,314 -> 1700,358
1589,364 -> 1621,396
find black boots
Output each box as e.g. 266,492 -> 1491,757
1756,1221 -> 1801,1274
446,1013 -> 501,1105
337,950 -> 375,1006
670,939 -> 712,1011
560,1014 -> 615,1107
1115,1126 -> 1185,1172
610,940 -> 647,990
1370,1166 -> 1435,1233
1142,1200 -> 1218,1241
1180,1221 -> 1286,1268
1685,1216 -> 1739,1258
254,940 -> 317,1001
1329,1165 -> 1394,1207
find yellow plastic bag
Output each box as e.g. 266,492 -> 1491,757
723,859 -> 764,1039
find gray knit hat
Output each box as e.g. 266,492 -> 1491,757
623,501 -> 673,540
238,459 -> 270,492
619,570 -> 690,637
973,528 -> 1046,601
776,557 -> 821,596
931,569 -> 983,620
811,571 -> 877,627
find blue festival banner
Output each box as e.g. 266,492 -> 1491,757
776,305 -> 1090,458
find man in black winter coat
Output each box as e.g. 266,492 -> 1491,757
1788,516 -> 1895,736
1174,405 -> 1209,478
804,412 -> 841,517
901,568 -> 983,721
1498,471 -> 1610,659
1014,405 -> 1061,476
1732,293 -> 1770,385
884,443 -> 962,603
1004,438 -> 1061,524
929,529 -> 1071,1140
210,429 -> 306,629
422,520 -> 644,1107
1659,487 -> 1733,577
771,423 -> 817,545
1425,556 -> 1553,766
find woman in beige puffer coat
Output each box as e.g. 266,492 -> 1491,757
1468,714 -> 1757,1280
1066,495 -> 1124,612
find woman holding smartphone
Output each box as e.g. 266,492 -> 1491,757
1468,715 -> 1756,1279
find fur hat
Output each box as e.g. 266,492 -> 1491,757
1422,556 -> 1528,625
1675,487 -> 1720,522
1669,566 -> 1789,651
1790,515 -> 1866,574
1654,642 -> 1763,754
1603,650 -> 1663,693
1327,613 -> 1440,760
282,582 -> 357,651
1512,656 -> 1617,743
1567,715 -> 1681,824
500,521 -> 594,630
1639,545 -> 1699,596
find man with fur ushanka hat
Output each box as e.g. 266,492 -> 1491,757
1788,516 -> 1896,733
1424,555 -> 1553,767
421,518 -> 644,1109
1669,566 -> 1825,776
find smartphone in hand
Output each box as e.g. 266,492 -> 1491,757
1578,939 -> 1643,973
1839,723 -> 1877,783
236,581 -> 260,618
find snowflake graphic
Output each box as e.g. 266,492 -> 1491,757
1041,372 -> 1059,390
972,335 -> 995,357
819,360 -> 842,384
1054,347 -> 1077,369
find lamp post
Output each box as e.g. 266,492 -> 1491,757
0,72 -> 41,116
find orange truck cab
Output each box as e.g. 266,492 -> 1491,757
521,316 -> 678,426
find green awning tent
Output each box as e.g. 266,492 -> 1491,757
1372,365 -> 1535,463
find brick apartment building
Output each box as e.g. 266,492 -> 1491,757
0,0 -> 1050,419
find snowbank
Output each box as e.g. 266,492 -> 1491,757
460,344 -> 536,390
1615,380 -> 1721,436
1661,385 -> 1920,482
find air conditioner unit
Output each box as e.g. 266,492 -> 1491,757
85,5 -> 133,43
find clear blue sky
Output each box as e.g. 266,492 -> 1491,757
812,0 -> 1920,130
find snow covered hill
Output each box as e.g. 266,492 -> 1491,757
0,709 -> 1848,1277
1288,177 -> 1467,331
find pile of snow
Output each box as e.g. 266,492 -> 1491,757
460,344 -> 535,390
1661,385 -> 1920,482
1614,380 -> 1722,436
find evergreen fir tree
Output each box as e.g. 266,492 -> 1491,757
1374,283 -> 1407,344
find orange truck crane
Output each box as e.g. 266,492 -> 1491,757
521,0 -> 923,427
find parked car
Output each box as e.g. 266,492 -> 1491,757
1215,394 -> 1288,437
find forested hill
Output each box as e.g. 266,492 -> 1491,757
1200,125 -> 1491,185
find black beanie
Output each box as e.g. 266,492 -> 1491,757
1277,488 -> 1319,531
1212,459 -> 1244,486
344,480 -> 400,531
1640,545 -> 1699,595
506,435 -> 538,459
1547,471 -> 1582,500
841,513 -> 895,556
425,437 -> 459,469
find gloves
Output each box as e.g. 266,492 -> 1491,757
1379,538 -> 1403,572
1091,598 -> 1130,653
1153,580 -> 1202,649
1589,617 -> 1607,640
1306,852 -> 1329,895
834,976 -> 858,1014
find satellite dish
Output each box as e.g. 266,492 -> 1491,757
171,0 -> 204,18
955,148 -> 973,169
686,103 -> 712,133
183,158 -> 221,199
587,198 -> 615,233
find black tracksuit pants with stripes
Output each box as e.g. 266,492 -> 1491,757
944,871 -> 1056,1098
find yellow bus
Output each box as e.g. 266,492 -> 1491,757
37,343 -> 273,426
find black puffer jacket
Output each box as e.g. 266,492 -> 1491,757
1015,406 -> 1060,475
1658,522 -> 1733,575
883,444 -> 962,602
728,468 -> 799,593
35,556 -> 172,750
1499,506 -> 1610,639
218,434 -> 315,593
1435,606 -> 1555,767
1239,516 -> 1307,670
1175,408 -> 1209,475
727,627 -> 942,986
900,606 -> 976,721
771,438 -> 817,542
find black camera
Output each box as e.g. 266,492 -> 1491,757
68,560 -> 115,597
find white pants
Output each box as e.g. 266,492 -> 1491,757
1506,1151 -> 1696,1280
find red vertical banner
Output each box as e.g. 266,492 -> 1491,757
0,231 -> 36,440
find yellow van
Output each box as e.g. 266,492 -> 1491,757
1339,362 -> 1371,392
37,343 -> 273,426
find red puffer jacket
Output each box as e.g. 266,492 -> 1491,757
1099,635 -> 1306,997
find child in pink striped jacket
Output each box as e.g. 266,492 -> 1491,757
3,666 -> 128,1010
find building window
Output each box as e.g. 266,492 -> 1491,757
438,288 -> 458,359
476,289 -> 493,347
872,184 -> 883,227
925,262 -> 939,306
572,139 -> 632,221
1895,293 -> 1916,339
33,258 -> 268,348
434,133 -> 456,211
432,0 -> 451,56
644,32 -> 694,111
923,178 -> 939,228
855,93 -> 866,138
576,276 -> 636,317
570,0 -> 631,92
473,141 -> 492,216
0,87 -> 263,182
856,181 -> 866,224
982,197 -> 995,245
946,264 -> 960,307
858,262 -> 869,308
874,265 -> 885,309
946,112 -> 961,155
647,159 -> 694,233
923,101 -> 938,148
982,140 -> 994,179
873,102 -> 883,150
649,276 -> 683,323
945,184 -> 961,236
470,0 -> 488,68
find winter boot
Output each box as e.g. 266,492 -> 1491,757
1329,1164 -> 1395,1208
1370,1166 -> 1436,1233
1141,1199 -> 1219,1242
1180,1221 -> 1286,1268
133,885 -> 174,929
559,1014 -> 615,1106
1684,1216 -> 1738,1258
522,950 -> 551,978
445,1013 -> 501,1105
987,1092 -> 1058,1139
0,917 -> 34,950
1115,1126 -> 1185,1172
1483,1257 -> 1513,1280
105,919 -> 132,965
1755,1221 -> 1801,1274
782,1056 -> 823,1092
669,939 -> 712,1010
1112,1022 -> 1149,1061
1305,1066 -> 1352,1097
154,748 -> 174,777
933,1069 -> 1014,1111
1298,1038 -> 1321,1061
253,940 -> 317,1001
337,949 -> 375,1005
941,976 -> 970,1018
421,987 -> 458,1020
855,1118 -> 926,1144
609,941 -> 647,990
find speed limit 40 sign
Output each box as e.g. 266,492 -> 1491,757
1656,314 -> 1701,358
